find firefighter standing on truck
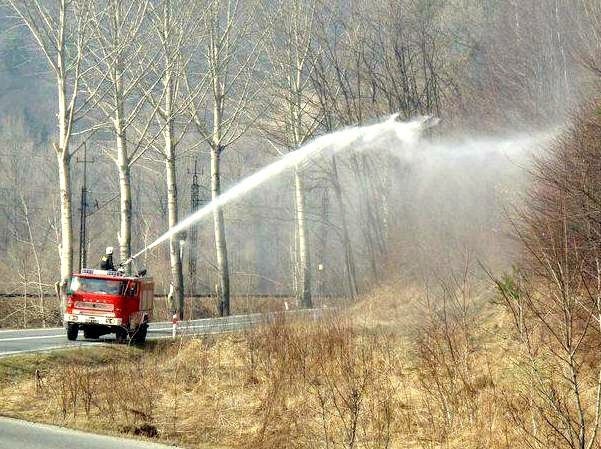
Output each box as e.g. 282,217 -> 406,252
100,247 -> 115,271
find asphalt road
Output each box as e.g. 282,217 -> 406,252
0,309 -> 322,357
0,417 -> 179,449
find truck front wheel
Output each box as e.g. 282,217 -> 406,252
66,323 -> 78,341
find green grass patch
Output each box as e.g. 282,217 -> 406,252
0,345 -> 147,385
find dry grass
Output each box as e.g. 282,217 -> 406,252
0,283 -> 553,449
1,318 -> 413,448
0,296 -> 62,328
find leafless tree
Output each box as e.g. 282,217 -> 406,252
142,0 -> 201,318
259,0 -> 326,308
6,0 -> 96,315
83,0 -> 161,268
495,104 -> 601,449
187,0 -> 263,316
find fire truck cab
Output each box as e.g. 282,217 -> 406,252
63,268 -> 154,343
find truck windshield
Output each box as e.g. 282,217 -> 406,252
69,277 -> 125,295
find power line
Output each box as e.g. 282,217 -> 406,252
77,143 -> 94,270
187,158 -> 210,296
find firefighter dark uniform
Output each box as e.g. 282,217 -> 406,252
100,253 -> 115,271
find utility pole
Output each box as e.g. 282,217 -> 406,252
77,143 -> 94,271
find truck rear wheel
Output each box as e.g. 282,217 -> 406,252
131,323 -> 148,345
66,323 -> 78,341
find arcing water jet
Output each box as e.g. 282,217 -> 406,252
123,114 -> 436,266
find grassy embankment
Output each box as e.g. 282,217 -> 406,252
0,282 -> 537,449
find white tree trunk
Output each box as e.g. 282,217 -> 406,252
57,150 -> 72,315
294,168 -> 312,308
56,46 -> 73,318
211,146 -> 230,316
165,144 -> 184,319
116,126 -> 131,270
112,12 -> 132,270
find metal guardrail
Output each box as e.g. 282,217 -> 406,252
0,292 -> 338,299
0,307 -> 339,359
150,307 -> 334,338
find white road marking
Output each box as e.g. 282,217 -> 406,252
0,334 -> 64,342
0,321 -> 254,342
0,326 -> 62,334
0,321 -> 254,344
0,345 -> 95,356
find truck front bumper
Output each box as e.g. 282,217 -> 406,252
64,314 -> 123,326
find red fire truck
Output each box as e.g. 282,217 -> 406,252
63,269 -> 154,343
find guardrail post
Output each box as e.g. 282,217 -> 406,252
172,314 -> 178,338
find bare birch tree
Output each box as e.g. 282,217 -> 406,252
187,0 -> 263,316
84,0 -> 162,269
143,0 -> 201,318
6,0 -> 94,315
260,0 -> 325,308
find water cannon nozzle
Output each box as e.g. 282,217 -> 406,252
122,256 -> 136,267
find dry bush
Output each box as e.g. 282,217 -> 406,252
40,350 -> 162,436
2,315 -> 408,448
410,276 -> 506,449
240,315 -> 405,449
522,99 -> 601,283
492,99 -> 601,449
0,296 -> 61,328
